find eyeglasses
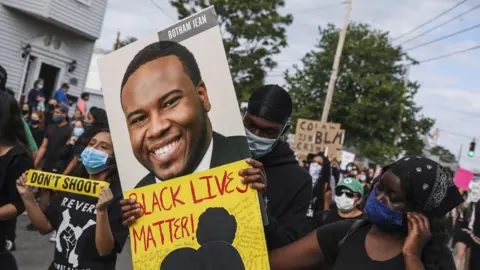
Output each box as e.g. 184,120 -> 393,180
335,189 -> 355,198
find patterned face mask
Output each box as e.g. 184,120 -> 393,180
365,185 -> 406,232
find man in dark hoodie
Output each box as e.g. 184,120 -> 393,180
243,85 -> 312,250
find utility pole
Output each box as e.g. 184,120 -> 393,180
321,0 -> 353,122
394,68 -> 409,145
457,144 -> 463,163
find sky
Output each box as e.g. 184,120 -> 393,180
89,0 -> 480,171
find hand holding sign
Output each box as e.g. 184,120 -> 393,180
239,159 -> 267,194
96,186 -> 114,212
16,170 -> 35,200
120,199 -> 142,227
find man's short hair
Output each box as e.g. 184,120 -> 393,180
56,103 -> 69,114
120,41 -> 202,95
61,83 -> 70,89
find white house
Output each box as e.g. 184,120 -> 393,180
0,0 -> 108,103
84,47 -> 109,109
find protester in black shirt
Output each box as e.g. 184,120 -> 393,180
44,99 -> 58,127
269,156 -> 462,270
29,111 -> 45,148
308,177 -> 365,231
0,90 -> 34,270
17,129 -> 128,270
243,85 -> 312,250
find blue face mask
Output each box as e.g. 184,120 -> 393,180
73,128 -> 84,137
80,147 -> 110,175
52,114 -> 64,123
365,184 -> 406,232
244,128 -> 277,158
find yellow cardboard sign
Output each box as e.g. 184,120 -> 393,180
26,170 -> 109,197
125,160 -> 270,270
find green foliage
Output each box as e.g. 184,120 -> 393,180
285,23 -> 435,164
114,37 -> 138,50
170,0 -> 292,101
430,145 -> 456,163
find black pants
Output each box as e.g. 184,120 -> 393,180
0,248 -> 18,270
7,217 -> 16,243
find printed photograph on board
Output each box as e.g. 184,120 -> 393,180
98,6 -> 250,192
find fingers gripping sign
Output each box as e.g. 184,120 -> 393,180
238,159 -> 267,194
96,186 -> 114,212
120,198 -> 142,227
16,170 -> 34,199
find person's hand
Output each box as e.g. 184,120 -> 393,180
96,186 -> 113,212
16,171 -> 34,200
68,136 -> 78,145
120,199 -> 142,226
238,158 -> 267,194
403,213 -> 431,258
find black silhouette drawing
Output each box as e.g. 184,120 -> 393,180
160,207 -> 245,270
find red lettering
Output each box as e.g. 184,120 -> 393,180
152,220 -> 166,245
214,172 -> 227,195
199,175 -> 217,200
173,218 -> 182,240
225,172 -> 235,194
180,216 -> 190,238
191,180 -> 203,204
165,218 -> 175,244
145,225 -> 156,251
159,186 -> 172,211
151,191 -> 161,213
141,193 -> 152,215
132,225 -> 145,254
236,183 -> 249,193
170,185 -> 185,206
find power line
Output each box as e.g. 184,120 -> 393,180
149,0 -> 175,21
392,0 -> 468,41
412,44 -> 480,64
292,2 -> 346,15
404,23 -> 480,51
399,3 -> 480,46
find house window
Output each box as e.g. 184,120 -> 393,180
75,0 -> 92,6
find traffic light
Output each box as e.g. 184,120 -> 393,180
468,141 -> 476,157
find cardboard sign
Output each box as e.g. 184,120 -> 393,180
454,168 -> 474,190
26,170 -> 109,197
292,119 -> 345,159
126,160 -> 269,270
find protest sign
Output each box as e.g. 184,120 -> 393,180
98,6 -> 250,191
292,118 -> 345,159
340,151 -> 355,170
26,170 -> 109,197
126,160 -> 269,270
454,167 -> 474,190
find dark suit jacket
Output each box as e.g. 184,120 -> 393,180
135,132 -> 250,188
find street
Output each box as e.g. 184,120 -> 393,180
15,214 -> 133,270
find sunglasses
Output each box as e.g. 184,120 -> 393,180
335,189 -> 355,198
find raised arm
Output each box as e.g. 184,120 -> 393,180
269,230 -> 324,270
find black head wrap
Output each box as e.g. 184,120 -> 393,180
247,85 -> 292,125
383,156 -> 463,218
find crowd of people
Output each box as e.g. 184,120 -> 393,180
0,56 -> 480,270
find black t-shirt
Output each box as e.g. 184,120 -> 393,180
29,125 -> 45,148
46,184 -> 128,270
308,209 -> 365,231
0,144 -> 33,248
44,123 -> 72,172
317,220 -> 405,270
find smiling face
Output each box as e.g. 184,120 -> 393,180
121,56 -> 212,180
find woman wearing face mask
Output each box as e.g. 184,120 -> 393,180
269,156 -> 462,270
16,129 -> 129,270
29,112 -> 45,148
63,107 -> 109,176
308,177 -> 365,231
22,104 -> 30,121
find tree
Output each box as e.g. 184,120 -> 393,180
170,0 -> 292,101
113,31 -> 137,51
430,146 -> 456,163
285,23 -> 435,164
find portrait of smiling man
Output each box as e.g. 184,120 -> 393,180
120,40 -> 250,188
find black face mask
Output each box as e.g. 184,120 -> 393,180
23,110 -> 29,114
